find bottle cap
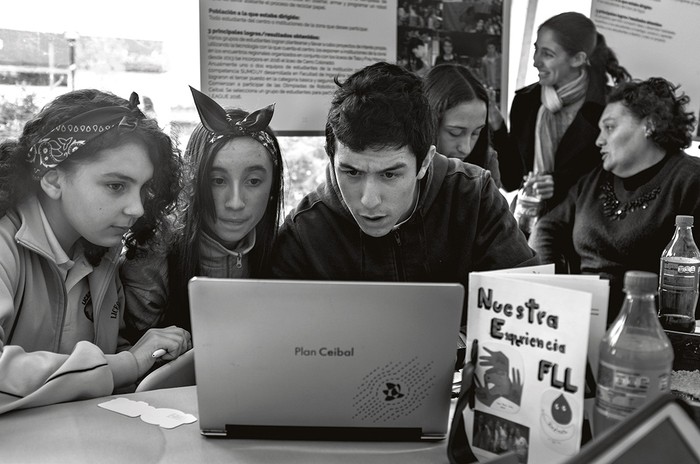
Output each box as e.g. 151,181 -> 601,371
623,271 -> 657,293
676,215 -> 694,227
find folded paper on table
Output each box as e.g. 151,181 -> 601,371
463,270 -> 606,464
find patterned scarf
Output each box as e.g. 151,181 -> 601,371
533,70 -> 589,174
26,92 -> 144,179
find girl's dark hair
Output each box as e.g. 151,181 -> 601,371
539,12 -> 631,96
607,77 -> 696,153
164,109 -> 284,329
0,89 -> 181,266
423,63 -> 492,167
440,37 -> 453,54
407,37 -> 427,73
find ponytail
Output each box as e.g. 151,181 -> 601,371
590,32 -> 631,85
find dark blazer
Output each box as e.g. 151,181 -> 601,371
493,82 -> 606,213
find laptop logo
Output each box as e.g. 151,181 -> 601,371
383,382 -> 405,401
352,357 -> 436,421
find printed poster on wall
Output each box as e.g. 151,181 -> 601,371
590,0 -> 700,139
200,0 -> 396,134
397,0 -> 506,111
464,272 -> 593,464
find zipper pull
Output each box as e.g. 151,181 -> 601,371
236,253 -> 242,269
394,231 -> 402,246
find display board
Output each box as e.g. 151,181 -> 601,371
398,0 -> 507,111
590,0 -> 700,138
200,0 -> 396,134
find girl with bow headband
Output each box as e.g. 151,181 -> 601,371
0,89 -> 190,414
121,87 -> 284,337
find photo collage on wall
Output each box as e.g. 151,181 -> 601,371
397,0 -> 503,108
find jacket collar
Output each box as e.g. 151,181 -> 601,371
13,195 -> 121,266
14,195 -> 69,264
199,229 -> 256,262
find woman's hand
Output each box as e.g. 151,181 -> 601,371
529,173 -> 554,200
129,326 -> 192,377
487,93 -> 505,131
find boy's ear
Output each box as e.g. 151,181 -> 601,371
417,145 -> 436,180
40,169 -> 63,200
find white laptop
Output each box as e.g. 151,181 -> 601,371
187,278 -> 464,441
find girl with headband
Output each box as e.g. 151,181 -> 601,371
121,87 -> 284,337
0,89 -> 191,414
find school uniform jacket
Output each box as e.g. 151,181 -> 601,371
270,153 -> 539,327
0,196 -> 137,414
493,82 -> 606,212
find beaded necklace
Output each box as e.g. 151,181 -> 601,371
600,180 -> 661,220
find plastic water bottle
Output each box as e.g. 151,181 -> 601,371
593,271 -> 673,436
658,215 -> 700,333
513,171 -> 541,237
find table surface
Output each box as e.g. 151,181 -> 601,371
0,386 -> 450,464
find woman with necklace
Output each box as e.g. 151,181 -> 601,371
530,77 -> 700,323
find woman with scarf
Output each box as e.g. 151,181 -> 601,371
120,87 -> 284,339
0,89 -> 190,414
491,12 -> 630,214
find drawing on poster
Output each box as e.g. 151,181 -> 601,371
474,344 -> 523,412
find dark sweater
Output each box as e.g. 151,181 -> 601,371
530,152 -> 700,322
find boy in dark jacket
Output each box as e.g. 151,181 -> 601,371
271,62 -> 538,327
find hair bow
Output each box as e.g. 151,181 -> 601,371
117,92 -> 145,131
188,86 -> 277,158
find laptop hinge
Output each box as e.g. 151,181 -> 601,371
225,425 -> 426,441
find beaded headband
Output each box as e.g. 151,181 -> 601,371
189,86 -> 278,161
26,92 -> 145,179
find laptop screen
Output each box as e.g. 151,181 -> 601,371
188,278 -> 464,440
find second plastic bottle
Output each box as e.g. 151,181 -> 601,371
658,214 -> 700,333
593,271 -> 674,436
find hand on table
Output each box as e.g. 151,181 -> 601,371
129,326 -> 192,377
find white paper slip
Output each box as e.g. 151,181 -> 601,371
98,397 -> 152,418
98,397 -> 198,429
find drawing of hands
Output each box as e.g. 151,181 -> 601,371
479,347 -> 509,373
475,347 -> 523,407
473,373 -> 498,407
506,367 -> 523,405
